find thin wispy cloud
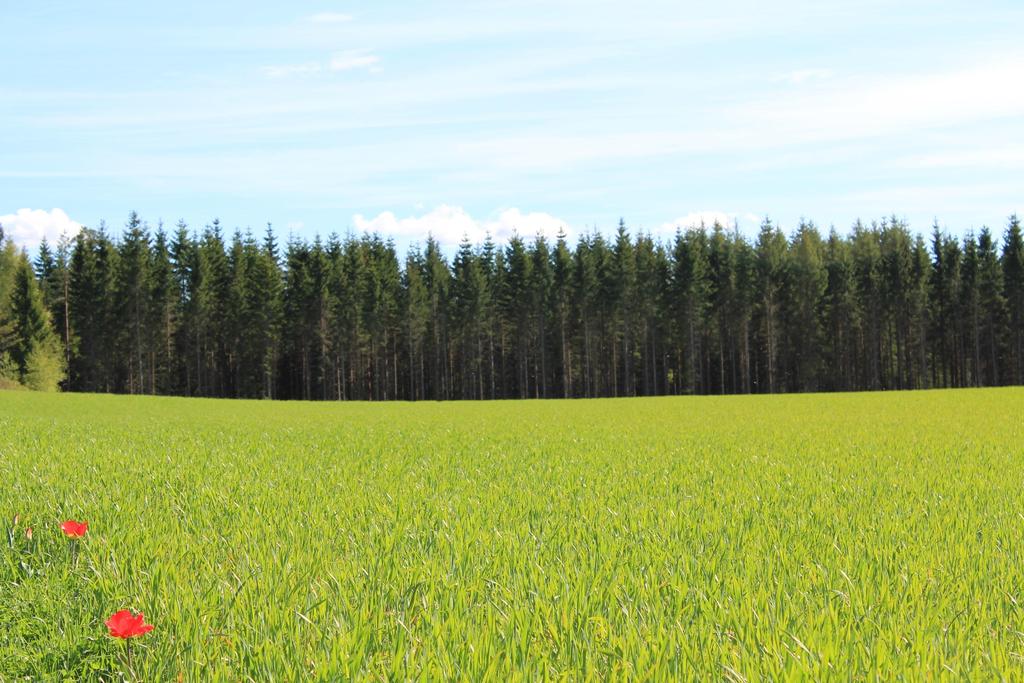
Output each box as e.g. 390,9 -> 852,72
895,147 -> 1024,169
772,68 -> 834,85
263,51 -> 380,78
744,52 -> 1024,145
330,52 -> 380,72
844,181 -> 1023,206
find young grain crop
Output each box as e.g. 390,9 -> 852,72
1,389 -> 1023,680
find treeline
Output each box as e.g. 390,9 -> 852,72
2,213 -> 1023,400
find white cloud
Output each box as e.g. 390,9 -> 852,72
307,12 -> 353,24
660,211 -> 759,234
352,205 -> 569,247
352,207 -> 770,248
330,52 -> 380,72
354,205 -> 478,246
487,208 -> 570,241
0,208 -> 83,250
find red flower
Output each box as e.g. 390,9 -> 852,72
60,520 -> 88,538
105,610 -> 154,639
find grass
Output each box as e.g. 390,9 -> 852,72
1,388 -> 1023,680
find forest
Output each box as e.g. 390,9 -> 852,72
1,213 -> 1022,400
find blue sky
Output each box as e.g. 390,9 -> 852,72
2,0 -> 1022,251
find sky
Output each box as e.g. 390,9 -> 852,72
1,0 -> 1023,253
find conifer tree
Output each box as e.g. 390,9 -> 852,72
1003,215 -> 1024,384
114,212 -> 151,393
551,229 -> 574,397
7,254 -> 64,390
755,219 -> 787,393
977,227 -> 1006,385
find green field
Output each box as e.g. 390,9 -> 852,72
2,389 -> 1023,680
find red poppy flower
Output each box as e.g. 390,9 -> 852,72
60,520 -> 88,538
105,610 -> 154,639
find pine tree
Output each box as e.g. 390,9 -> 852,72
878,218 -> 916,389
822,228 -> 855,390
929,224 -> 963,387
243,226 -> 283,398
572,234 -> 599,396
529,234 -> 553,398
34,238 -> 56,290
452,235 -> 489,399
424,237 -> 452,399
114,212 -> 151,393
197,220 -> 232,396
611,220 -> 637,396
707,223 -> 735,394
961,232 -> 982,386
480,234 -> 501,399
281,236 -> 314,400
1003,215 -> 1024,384
755,219 -> 787,393
502,235 -> 531,398
69,225 -> 118,391
977,227 -> 1006,385
170,221 -> 201,394
908,234 -> 932,389
786,221 -> 826,391
7,254 -> 64,390
148,225 -> 178,394
669,228 -> 709,394
402,246 -> 430,400
0,234 -> 19,385
34,235 -> 73,373
850,222 -> 882,390
551,229 -> 574,397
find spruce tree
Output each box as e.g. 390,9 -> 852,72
551,229 -> 574,397
977,227 -> 1006,385
1003,215 -> 1024,384
8,255 -> 64,390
